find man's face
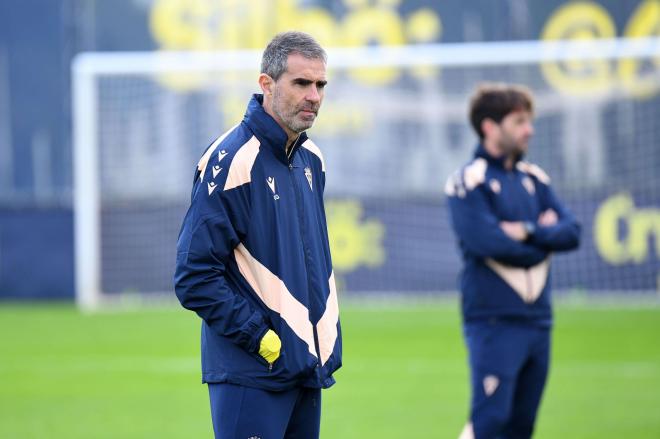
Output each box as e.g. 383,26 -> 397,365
270,54 -> 327,135
495,110 -> 534,157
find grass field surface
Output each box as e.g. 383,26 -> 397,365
1,301 -> 659,438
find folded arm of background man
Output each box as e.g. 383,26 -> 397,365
448,184 -> 549,268
528,183 -> 581,252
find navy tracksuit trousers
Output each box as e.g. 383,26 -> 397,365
208,383 -> 321,439
464,319 -> 551,439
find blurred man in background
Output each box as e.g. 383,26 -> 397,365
174,31 -> 341,439
445,84 -> 581,439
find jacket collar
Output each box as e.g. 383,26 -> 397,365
474,143 -> 524,170
243,94 -> 308,165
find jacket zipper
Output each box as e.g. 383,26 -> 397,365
286,134 -> 301,161
288,158 -> 323,369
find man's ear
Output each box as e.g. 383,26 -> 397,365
481,118 -> 498,139
258,73 -> 274,96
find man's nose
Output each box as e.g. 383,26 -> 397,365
526,123 -> 535,137
306,86 -> 321,103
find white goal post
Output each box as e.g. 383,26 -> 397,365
73,37 -> 660,311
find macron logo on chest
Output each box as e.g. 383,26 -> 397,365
267,177 -> 280,200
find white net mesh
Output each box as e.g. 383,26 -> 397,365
75,40 -> 660,307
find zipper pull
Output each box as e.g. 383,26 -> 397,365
289,163 -> 293,171
268,363 -> 273,373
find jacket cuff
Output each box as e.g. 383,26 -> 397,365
238,311 -> 269,353
528,225 -> 554,247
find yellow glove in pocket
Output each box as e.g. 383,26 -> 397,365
258,329 -> 281,365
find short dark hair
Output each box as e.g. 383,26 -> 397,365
469,83 -> 534,139
261,31 -> 327,81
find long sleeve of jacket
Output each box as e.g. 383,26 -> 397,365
174,159 -> 268,353
529,183 -> 581,252
447,183 -> 549,268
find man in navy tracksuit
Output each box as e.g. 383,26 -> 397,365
174,32 -> 341,439
446,84 -> 580,439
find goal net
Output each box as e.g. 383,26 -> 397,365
73,38 -> 660,310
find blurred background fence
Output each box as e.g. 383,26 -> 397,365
1,0 -> 659,301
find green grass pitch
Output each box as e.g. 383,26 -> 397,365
1,301 -> 659,438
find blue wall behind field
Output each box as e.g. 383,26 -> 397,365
0,208 -> 74,299
0,0 -> 657,298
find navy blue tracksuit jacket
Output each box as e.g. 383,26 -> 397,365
445,145 -> 581,325
174,94 -> 342,392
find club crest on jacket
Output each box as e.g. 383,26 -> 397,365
305,167 -> 313,191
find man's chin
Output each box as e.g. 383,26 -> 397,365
291,119 -> 315,132
299,114 -> 316,124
